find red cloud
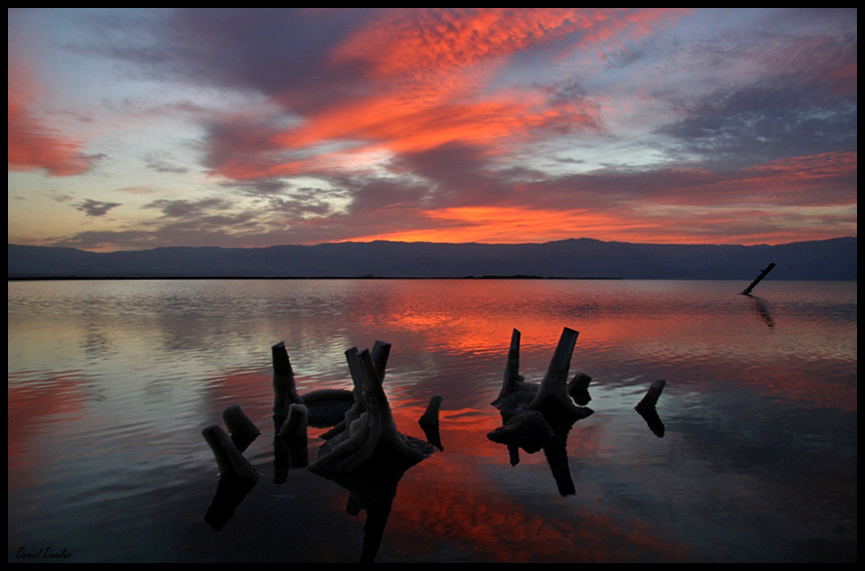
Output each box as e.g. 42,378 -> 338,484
8,65 -> 93,176
208,9 -> 686,181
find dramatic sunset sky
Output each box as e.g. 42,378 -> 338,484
8,8 -> 857,251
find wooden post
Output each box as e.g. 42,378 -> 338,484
222,404 -> 260,453
279,403 -> 309,468
635,379 -> 666,412
272,341 -> 301,427
201,424 -> 261,484
418,395 -> 443,428
495,329 -> 522,403
371,340 -> 391,381
741,263 -> 776,295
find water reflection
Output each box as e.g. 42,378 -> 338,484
204,339 -> 442,563
203,475 -> 258,532
745,294 -> 775,329
7,279 -> 858,563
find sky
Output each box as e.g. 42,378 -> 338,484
7,8 -> 858,252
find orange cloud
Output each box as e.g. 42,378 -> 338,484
214,89 -> 601,181
211,9 -> 632,181
345,205 -> 642,244
332,9 -> 679,80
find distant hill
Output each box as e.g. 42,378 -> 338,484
7,237 -> 857,280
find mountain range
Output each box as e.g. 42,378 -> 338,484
7,237 -> 857,280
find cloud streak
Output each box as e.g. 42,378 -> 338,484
8,65 -> 97,176
7,8 -> 857,251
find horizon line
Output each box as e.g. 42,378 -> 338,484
8,235 -> 857,254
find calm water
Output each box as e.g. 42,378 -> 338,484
7,279 -> 857,563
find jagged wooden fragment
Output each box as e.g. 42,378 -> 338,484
568,372 -> 592,406
201,424 -> 261,485
495,329 -> 523,402
418,395 -> 443,428
487,410 -> 554,454
222,404 -> 260,452
418,395 -> 444,450
635,379 -> 666,412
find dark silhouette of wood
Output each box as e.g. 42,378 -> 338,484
201,424 -> 262,485
741,263 -> 776,295
222,404 -> 260,452
635,379 -> 667,438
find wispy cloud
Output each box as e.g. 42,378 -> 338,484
8,64 -> 98,176
7,8 -> 857,250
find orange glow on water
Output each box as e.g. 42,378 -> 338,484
7,373 -> 88,490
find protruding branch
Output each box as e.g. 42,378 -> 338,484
526,327 -> 586,417
741,262 -> 776,295
419,395 -> 444,450
496,329 -> 522,402
635,379 -> 666,412
419,395 -> 443,428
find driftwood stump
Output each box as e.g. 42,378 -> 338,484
309,347 -> 434,477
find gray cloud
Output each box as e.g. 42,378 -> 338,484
143,197 -> 233,218
76,198 -> 122,217
144,151 -> 189,174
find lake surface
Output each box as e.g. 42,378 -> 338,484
7,279 -> 857,563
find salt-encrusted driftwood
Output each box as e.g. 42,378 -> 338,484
491,328 -> 593,423
525,327 -> 591,419
272,340 -> 390,428
318,341 -> 392,440
308,347 -> 435,477
488,327 -> 593,495
202,407 -> 262,528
